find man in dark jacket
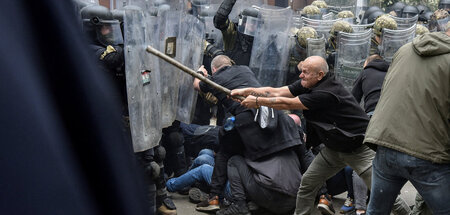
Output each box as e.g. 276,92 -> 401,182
231,56 -> 409,215
193,55 -> 302,213
351,54 -> 389,116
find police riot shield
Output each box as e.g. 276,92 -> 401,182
228,0 -> 267,23
351,23 -> 373,32
388,14 -> 418,30
334,29 -> 372,91
249,7 -> 293,87
176,14 -> 205,123
302,17 -> 341,39
322,12 -> 335,20
198,4 -> 223,48
307,35 -> 326,58
158,9 -> 184,128
380,24 -> 416,62
123,5 -> 162,151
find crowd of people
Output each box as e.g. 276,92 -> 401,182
2,0 -> 449,215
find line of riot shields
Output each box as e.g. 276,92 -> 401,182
77,0 -> 445,151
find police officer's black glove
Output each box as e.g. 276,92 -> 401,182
214,0 -> 236,29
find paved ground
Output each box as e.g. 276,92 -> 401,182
171,182 -> 418,215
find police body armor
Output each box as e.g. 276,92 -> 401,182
249,7 -> 293,87
388,14 -> 418,30
123,4 -> 162,152
380,24 -> 416,62
335,29 -> 372,91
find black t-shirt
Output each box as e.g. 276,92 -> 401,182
287,74 -> 369,152
199,65 -> 261,115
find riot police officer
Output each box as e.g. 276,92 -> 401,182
370,15 -> 398,55
326,21 -> 354,71
213,0 -> 260,66
311,0 -> 328,15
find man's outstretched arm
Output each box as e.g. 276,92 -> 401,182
231,86 -> 295,98
240,95 -> 308,110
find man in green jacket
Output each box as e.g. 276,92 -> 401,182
365,27 -> 450,215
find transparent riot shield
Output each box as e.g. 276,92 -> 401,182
380,24 -> 416,62
228,0 -> 267,23
322,12 -> 335,20
302,17 -> 341,39
176,14 -> 205,123
158,10 -> 183,127
351,23 -> 373,32
123,5 -> 162,151
291,14 -> 303,35
249,7 -> 293,87
307,35 -> 326,58
335,29 -> 372,91
388,14 -> 418,30
198,4 -> 223,48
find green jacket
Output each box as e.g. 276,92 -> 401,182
365,32 -> 450,163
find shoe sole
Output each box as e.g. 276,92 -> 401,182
318,203 -> 335,215
189,188 -> 208,204
196,205 -> 220,213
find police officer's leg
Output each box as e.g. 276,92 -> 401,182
294,147 -> 347,215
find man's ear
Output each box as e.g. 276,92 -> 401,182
317,71 -> 325,81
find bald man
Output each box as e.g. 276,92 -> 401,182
231,56 -> 374,215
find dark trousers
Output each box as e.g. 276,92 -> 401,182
210,128 -> 244,196
227,155 -> 296,214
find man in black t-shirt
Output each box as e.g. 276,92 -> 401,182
231,56 -> 376,215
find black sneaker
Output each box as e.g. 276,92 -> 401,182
189,187 -> 209,203
196,195 -> 220,213
216,201 -> 251,215
317,194 -> 336,215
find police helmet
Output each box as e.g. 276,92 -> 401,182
401,5 -> 419,18
302,5 -> 321,19
415,24 -> 430,36
329,21 -> 353,39
296,27 -> 318,48
237,7 -> 260,37
416,5 -> 430,14
363,6 -> 383,20
80,5 -> 123,46
389,2 -> 406,17
373,14 -> 398,36
311,0 -> 328,9
337,10 -> 355,18
368,10 -> 385,24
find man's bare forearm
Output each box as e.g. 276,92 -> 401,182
258,96 -> 308,110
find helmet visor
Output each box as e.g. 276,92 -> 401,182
96,21 -> 123,46
238,16 -> 261,37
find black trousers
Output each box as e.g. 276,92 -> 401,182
210,128 -> 244,196
227,155 -> 296,214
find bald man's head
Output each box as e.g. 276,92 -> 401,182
297,56 -> 328,88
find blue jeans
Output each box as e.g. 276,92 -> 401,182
189,149 -> 215,170
367,147 -> 450,215
166,164 -> 214,192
